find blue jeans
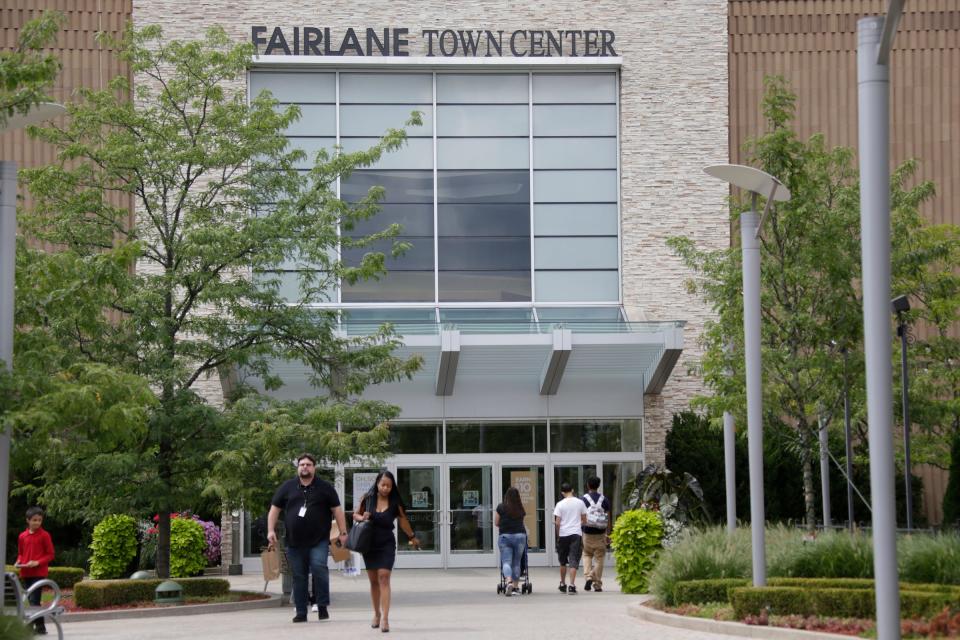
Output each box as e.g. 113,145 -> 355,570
498,532 -> 527,582
286,540 -> 330,615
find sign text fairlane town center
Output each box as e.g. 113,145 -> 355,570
251,27 -> 618,57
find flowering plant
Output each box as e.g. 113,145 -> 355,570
140,512 -> 222,568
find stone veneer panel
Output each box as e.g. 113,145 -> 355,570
133,0 -> 730,464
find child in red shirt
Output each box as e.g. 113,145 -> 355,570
16,506 -> 55,635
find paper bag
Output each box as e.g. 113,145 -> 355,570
329,521 -> 351,563
260,545 -> 281,581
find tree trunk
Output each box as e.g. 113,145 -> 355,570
156,510 -> 171,578
799,426 -> 817,532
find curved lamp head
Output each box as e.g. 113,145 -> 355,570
1,102 -> 66,133
704,164 -> 791,202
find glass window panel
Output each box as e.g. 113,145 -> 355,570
438,238 -> 530,270
341,171 -> 434,204
342,237 -> 434,270
250,72 -> 335,103
438,204 -> 530,237
438,138 -> 529,170
346,204 -> 434,236
343,308 -> 436,323
536,307 -> 624,321
255,271 -> 336,303
345,467 -> 381,513
535,271 -> 618,302
439,308 -> 534,322
437,170 -> 529,204
389,424 -> 442,454
436,105 -> 528,136
550,420 -> 640,452
288,138 -> 336,169
501,465 -> 547,553
341,270 -> 434,302
532,73 -> 617,103
533,105 -> 617,136
553,465 -> 597,500
396,466 -> 441,553
340,104 -> 432,137
439,271 -> 531,302
339,73 -> 432,103
533,170 -> 618,203
533,138 -> 617,169
603,461 -> 644,524
446,422 -> 547,453
534,237 -> 618,270
534,204 -> 618,236
448,466 -> 494,553
279,104 -> 336,137
437,74 -> 528,103
340,138 -> 433,170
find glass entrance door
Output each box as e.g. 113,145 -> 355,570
500,464 -> 547,566
447,465 -> 495,567
394,466 -> 442,568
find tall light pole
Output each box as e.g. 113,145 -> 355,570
0,102 -> 66,611
892,294 -> 913,531
705,164 -> 790,586
724,344 -> 736,533
842,346 -> 855,532
858,2 -> 906,636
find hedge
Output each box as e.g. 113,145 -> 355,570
4,566 -> 85,590
73,577 -> 229,609
730,586 -> 959,620
672,578 -> 749,605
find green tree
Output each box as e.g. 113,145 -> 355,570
668,77 -> 936,530
0,11 -> 62,128
14,26 -> 420,578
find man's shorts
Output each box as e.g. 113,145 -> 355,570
557,534 -> 583,567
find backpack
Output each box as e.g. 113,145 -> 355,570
584,493 -> 608,530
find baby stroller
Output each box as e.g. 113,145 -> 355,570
496,543 -> 532,595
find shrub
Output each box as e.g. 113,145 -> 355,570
0,615 -> 32,640
899,533 -> 960,585
610,509 -> 663,594
768,530 -> 874,578
943,431 -> 960,528
731,585 -> 959,620
672,578 -> 749,605
47,567 -> 84,589
194,517 -> 221,566
73,577 -> 230,609
648,526 -> 752,605
731,586 -> 813,618
169,517 -> 207,578
89,515 -> 138,579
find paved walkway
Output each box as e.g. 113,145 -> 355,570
61,567 -> 730,639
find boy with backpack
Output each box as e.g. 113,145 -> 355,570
581,476 -> 612,592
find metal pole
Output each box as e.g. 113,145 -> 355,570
0,160 -> 17,611
858,16 -> 901,638
898,318 -> 913,530
723,410 -> 737,532
740,207 -> 766,586
843,348 -> 855,532
819,415 -> 831,528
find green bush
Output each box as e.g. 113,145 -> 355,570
4,566 -> 85,589
0,615 -> 33,640
899,533 -> 960,585
610,509 -> 663,594
942,432 -> 960,528
73,577 -> 229,609
89,515 -> 138,579
768,530 -> 874,578
648,526 -> 752,605
731,586 -> 813,618
672,578 -> 749,605
731,585 -> 960,620
169,517 -> 207,578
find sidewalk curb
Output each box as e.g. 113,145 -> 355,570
627,599 -> 850,640
61,592 -> 282,622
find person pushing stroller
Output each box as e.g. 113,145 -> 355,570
494,487 -> 527,596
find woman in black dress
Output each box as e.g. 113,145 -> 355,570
353,470 -> 420,633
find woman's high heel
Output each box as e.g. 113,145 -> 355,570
381,620 -> 390,633
371,614 -> 380,628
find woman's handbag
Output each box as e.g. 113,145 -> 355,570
346,520 -> 373,554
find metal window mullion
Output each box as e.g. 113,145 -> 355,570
528,71 -> 536,303
615,69 -> 623,305
433,71 -> 440,307
336,70 -> 342,306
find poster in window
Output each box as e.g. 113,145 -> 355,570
462,490 -> 479,508
510,470 -> 539,548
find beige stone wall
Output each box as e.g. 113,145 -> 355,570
133,0 -> 730,460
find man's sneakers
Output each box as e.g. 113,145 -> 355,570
558,582 -> 567,593
318,606 -> 330,621
292,615 -> 308,623
311,604 -> 318,612
568,585 -> 578,595
593,586 -> 603,592
584,579 -> 593,591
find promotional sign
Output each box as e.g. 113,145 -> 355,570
352,472 -> 379,511
411,491 -> 429,509
510,470 -> 539,548
462,490 -> 479,508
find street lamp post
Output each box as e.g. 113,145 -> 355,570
858,2 -> 906,636
0,102 -> 66,611
842,346 -> 856,532
892,294 -> 913,531
705,164 -> 790,586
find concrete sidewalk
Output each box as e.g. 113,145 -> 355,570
61,567 -> 730,639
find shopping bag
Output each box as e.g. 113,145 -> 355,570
345,520 -> 373,554
329,521 -> 351,562
260,545 -> 281,582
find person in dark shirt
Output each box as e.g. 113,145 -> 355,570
268,453 -> 347,623
494,487 -> 527,597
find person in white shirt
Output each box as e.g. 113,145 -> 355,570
553,482 -> 587,594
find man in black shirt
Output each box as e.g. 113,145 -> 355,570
268,453 -> 348,623
581,476 -> 613,592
